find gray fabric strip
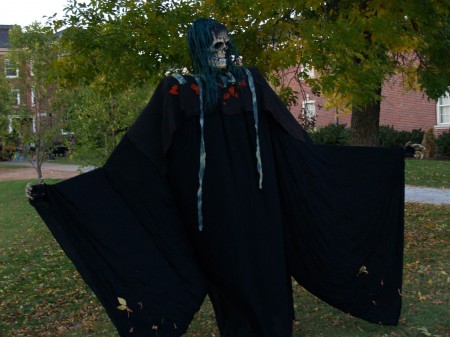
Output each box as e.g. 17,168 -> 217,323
194,75 -> 206,231
171,73 -> 187,85
194,69 -> 263,231
244,68 -> 263,189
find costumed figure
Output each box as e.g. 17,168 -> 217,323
27,18 -> 404,337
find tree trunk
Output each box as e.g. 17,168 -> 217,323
350,87 -> 382,147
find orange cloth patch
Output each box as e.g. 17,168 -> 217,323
169,84 -> 179,95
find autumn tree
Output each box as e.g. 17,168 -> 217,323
205,0 -> 450,145
45,0 -> 206,164
51,0 -> 199,89
0,69 -> 12,115
53,85 -> 150,166
50,0 -> 450,148
0,69 -> 15,160
7,23 -> 63,181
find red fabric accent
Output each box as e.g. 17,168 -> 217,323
169,84 -> 179,95
190,84 -> 200,95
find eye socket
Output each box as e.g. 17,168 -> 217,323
214,41 -> 226,50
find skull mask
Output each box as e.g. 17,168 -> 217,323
187,18 -> 244,109
208,31 -> 230,69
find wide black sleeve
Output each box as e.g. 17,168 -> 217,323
271,124 -> 404,325
248,66 -> 403,325
30,77 -> 207,337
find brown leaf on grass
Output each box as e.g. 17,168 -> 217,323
417,291 -> 427,301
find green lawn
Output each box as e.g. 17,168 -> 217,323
0,162 -> 29,169
405,159 -> 450,188
0,154 -> 88,168
0,180 -> 448,336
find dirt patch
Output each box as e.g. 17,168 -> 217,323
0,168 -> 79,182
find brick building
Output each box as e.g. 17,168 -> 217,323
1,24 -> 62,161
284,69 -> 450,137
1,25 -> 52,135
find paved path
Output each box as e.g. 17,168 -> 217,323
1,160 -> 95,173
2,160 -> 449,205
404,186 -> 450,205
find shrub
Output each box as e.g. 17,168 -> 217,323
436,131 -> 450,157
409,128 -> 427,144
308,123 -> 350,145
421,128 -> 436,159
379,125 -> 400,147
379,125 -> 424,148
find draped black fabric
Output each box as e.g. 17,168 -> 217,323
272,134 -> 404,325
31,142 -> 208,336
30,67 -> 403,337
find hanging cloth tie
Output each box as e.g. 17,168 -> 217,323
193,75 -> 206,231
244,68 -> 263,189
194,69 -> 263,231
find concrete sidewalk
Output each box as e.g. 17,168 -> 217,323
404,186 -> 450,205
1,160 -> 95,173
2,160 -> 449,205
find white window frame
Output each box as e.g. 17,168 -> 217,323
302,99 -> 316,118
4,59 -> 19,78
7,115 -> 19,133
436,93 -> 450,125
31,88 -> 36,106
12,89 -> 20,106
7,115 -> 35,133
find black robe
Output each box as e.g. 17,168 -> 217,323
30,67 -> 404,337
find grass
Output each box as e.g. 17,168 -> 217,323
0,153 -> 87,167
405,159 -> 450,188
0,162 -> 29,169
0,180 -> 448,336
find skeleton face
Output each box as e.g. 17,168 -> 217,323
208,31 -> 229,69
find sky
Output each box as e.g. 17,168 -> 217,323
0,0 -> 73,27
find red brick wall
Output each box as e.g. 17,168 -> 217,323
280,71 -> 448,135
380,75 -> 436,131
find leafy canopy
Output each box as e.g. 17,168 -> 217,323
51,0 -> 449,106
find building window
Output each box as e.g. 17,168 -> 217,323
31,88 -> 36,106
302,99 -> 316,118
12,89 -> 20,106
7,115 -> 19,133
4,59 -> 19,78
437,93 -> 450,125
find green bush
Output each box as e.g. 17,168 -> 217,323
308,124 -> 428,148
379,125 -> 399,147
379,125 -> 424,147
308,123 -> 350,145
409,128 -> 427,144
436,131 -> 450,157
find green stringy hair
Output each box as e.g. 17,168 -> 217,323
187,18 -> 244,110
